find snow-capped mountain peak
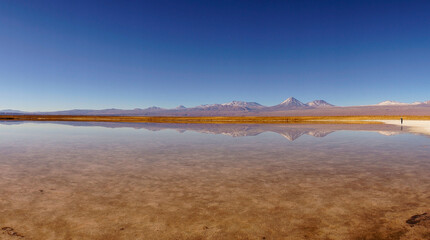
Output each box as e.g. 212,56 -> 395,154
377,100 -> 424,106
377,101 -> 407,105
279,97 -> 306,107
144,106 -> 163,110
306,100 -> 334,107
194,101 -> 264,111
221,101 -> 263,107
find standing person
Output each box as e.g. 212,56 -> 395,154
401,117 -> 403,124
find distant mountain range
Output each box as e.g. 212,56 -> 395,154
0,109 -> 28,114
375,100 -> 430,106
1,97 -> 430,116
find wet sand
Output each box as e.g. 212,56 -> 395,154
0,123 -> 429,239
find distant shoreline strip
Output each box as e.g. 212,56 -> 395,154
1,115 -> 430,124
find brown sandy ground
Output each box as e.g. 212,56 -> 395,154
1,115 -> 430,124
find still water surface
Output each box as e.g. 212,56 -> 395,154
0,122 -> 429,240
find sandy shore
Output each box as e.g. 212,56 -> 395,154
378,120 -> 430,136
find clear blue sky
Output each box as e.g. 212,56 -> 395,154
1,0 -> 429,111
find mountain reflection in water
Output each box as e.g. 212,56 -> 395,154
1,121 -> 407,141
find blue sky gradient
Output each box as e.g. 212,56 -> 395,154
1,0 -> 429,111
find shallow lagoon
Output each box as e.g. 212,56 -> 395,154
0,122 -> 429,240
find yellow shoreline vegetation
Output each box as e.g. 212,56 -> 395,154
1,115 -> 430,124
